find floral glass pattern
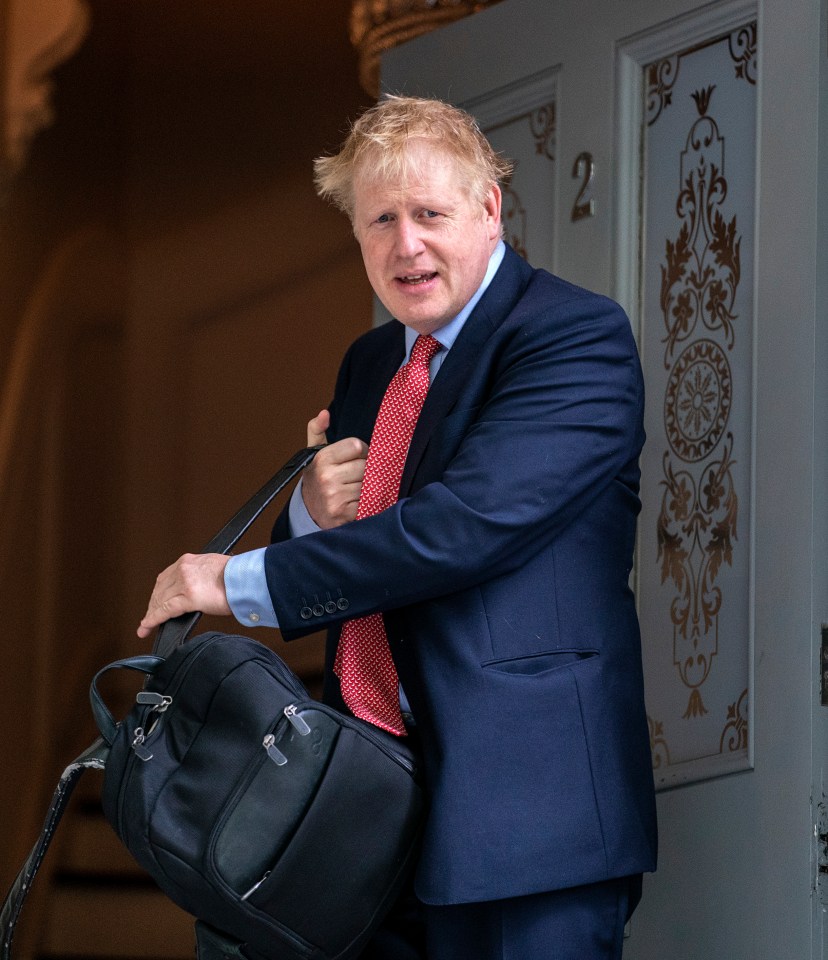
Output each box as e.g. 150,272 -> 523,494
637,22 -> 757,788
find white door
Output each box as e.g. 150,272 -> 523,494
383,0 -> 828,956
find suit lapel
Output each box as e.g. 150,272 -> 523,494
343,323 -> 406,444
399,245 -> 533,495
369,332 -> 406,424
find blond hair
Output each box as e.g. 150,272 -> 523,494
314,95 -> 513,221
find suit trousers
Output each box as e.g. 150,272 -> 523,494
361,874 -> 642,960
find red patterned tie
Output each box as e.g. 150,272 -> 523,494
335,333 -> 441,735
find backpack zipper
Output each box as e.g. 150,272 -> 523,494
115,634 -> 228,841
260,701 -> 418,777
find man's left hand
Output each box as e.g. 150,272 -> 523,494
137,552 -> 231,638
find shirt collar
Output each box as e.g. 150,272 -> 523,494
404,239 -> 506,357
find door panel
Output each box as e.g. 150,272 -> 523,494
384,0 -> 828,955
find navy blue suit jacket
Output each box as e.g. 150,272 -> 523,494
267,245 -> 657,905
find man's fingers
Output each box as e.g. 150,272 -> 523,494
313,436 -> 369,466
137,560 -> 189,637
302,438 -> 368,529
137,553 -> 230,638
307,409 -> 331,446
315,455 -> 367,486
137,591 -> 186,638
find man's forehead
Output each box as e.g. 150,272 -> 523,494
353,148 -> 469,202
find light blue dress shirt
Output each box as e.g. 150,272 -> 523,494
224,240 -> 506,629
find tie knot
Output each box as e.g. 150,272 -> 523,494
410,334 -> 441,367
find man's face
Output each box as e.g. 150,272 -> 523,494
352,143 -> 502,335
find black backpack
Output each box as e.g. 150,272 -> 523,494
1,448 -> 425,960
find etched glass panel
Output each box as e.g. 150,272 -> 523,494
637,23 -> 757,788
463,68 -> 558,272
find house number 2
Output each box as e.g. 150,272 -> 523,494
571,152 -> 596,222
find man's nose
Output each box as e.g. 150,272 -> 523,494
394,219 -> 426,257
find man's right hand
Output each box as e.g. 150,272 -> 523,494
302,409 -> 368,529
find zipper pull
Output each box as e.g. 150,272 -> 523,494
284,704 -> 311,736
263,734 -> 288,766
131,727 -> 153,761
240,870 -> 271,901
136,691 -> 173,712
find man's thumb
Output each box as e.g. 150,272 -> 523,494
307,409 -> 330,446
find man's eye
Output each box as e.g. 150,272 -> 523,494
424,210 -> 440,219
376,213 -> 391,224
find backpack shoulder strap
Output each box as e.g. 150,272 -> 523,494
153,445 -> 322,659
0,737 -> 110,960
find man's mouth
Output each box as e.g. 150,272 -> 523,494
398,272 -> 437,285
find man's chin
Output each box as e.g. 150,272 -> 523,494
395,315 -> 451,335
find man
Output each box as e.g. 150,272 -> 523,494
139,95 -> 657,959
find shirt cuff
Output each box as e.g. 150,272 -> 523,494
224,548 -> 279,628
288,477 -> 322,537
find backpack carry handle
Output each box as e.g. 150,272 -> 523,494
90,655 -> 165,744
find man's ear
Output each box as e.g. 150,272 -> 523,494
484,184 -> 502,240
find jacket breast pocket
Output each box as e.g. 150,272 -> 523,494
482,649 -> 598,677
